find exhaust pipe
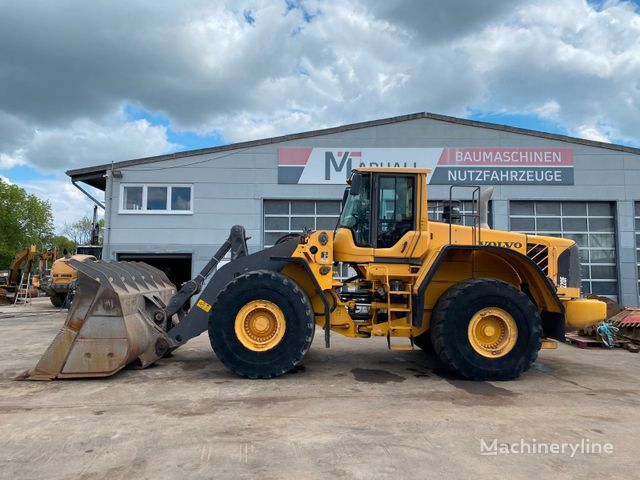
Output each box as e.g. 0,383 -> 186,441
479,187 -> 494,229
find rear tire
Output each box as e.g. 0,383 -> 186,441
50,294 -> 65,308
209,270 -> 315,379
430,278 -> 541,381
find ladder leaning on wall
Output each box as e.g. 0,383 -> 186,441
14,273 -> 32,305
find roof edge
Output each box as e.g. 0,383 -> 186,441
67,111 -> 640,178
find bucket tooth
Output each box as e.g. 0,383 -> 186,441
19,260 -> 176,380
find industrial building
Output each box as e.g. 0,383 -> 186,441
67,112 -> 640,306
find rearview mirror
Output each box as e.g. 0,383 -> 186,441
350,173 -> 362,196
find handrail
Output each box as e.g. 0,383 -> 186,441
447,185 -> 481,245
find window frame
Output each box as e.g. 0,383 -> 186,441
262,199 -> 342,247
373,173 -> 416,249
119,183 -> 194,214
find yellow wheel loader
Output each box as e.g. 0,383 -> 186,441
41,254 -> 97,307
21,168 -> 606,381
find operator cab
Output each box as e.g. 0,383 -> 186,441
334,168 -> 431,263
338,170 -> 416,248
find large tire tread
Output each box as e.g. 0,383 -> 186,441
430,278 -> 542,381
209,270 -> 314,379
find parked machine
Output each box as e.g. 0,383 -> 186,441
41,254 -> 97,307
0,245 -> 37,295
41,207 -> 102,307
74,205 -> 103,259
31,247 -> 58,291
22,168 -> 606,381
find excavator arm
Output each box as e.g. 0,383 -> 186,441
8,245 -> 37,287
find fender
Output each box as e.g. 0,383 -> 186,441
167,238 -> 300,345
411,245 -> 564,328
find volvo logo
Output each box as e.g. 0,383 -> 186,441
480,241 -> 523,249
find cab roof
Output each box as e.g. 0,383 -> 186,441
354,167 -> 432,174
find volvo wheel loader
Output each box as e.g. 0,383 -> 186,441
21,168 -> 606,382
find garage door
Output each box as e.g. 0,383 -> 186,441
116,253 -> 192,290
510,201 -> 617,297
263,199 -> 350,277
428,200 -> 492,227
263,200 -> 342,247
635,203 -> 640,300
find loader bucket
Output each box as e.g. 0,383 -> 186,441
19,260 -> 176,380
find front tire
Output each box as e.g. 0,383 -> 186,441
209,270 -> 315,379
430,278 -> 541,381
50,294 -> 66,308
413,331 -> 435,355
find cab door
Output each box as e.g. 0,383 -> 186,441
373,174 -> 420,260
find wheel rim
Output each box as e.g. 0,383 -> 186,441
467,307 -> 518,358
234,300 -> 286,352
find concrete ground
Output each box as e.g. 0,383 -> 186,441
0,298 -> 638,480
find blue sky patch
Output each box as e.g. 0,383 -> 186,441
124,104 -> 226,152
468,110 -> 569,137
243,9 -> 255,25
0,164 -> 57,183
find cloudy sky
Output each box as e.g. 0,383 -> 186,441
1,0 -> 639,231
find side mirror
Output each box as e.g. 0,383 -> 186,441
342,187 -> 350,208
350,173 -> 362,196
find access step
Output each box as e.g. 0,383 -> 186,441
389,344 -> 413,351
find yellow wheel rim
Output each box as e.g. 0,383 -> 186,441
467,307 -> 518,358
234,300 -> 286,352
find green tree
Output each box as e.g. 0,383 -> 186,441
62,214 -> 103,246
0,178 -> 54,269
50,235 -> 75,256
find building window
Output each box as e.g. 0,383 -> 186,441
510,201 -> 617,298
147,186 -> 168,210
428,200 -> 492,227
171,187 -> 192,211
123,186 -> 143,210
120,184 -> 193,214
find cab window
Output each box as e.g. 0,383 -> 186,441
377,175 -> 415,248
337,174 -> 371,246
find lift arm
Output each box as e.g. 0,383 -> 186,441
163,225 -> 249,319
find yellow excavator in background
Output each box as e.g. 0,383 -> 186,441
22,168 -> 607,382
0,245 -> 37,299
30,247 -> 58,291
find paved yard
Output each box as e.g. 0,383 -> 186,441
0,298 -> 638,479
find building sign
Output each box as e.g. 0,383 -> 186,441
277,147 -> 574,185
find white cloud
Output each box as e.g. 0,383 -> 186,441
0,107 -> 177,172
0,174 -> 13,185
534,100 -> 561,121
575,125 -> 612,143
0,0 -> 638,178
21,179 -> 104,233
0,152 -> 24,169
459,0 -> 640,143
